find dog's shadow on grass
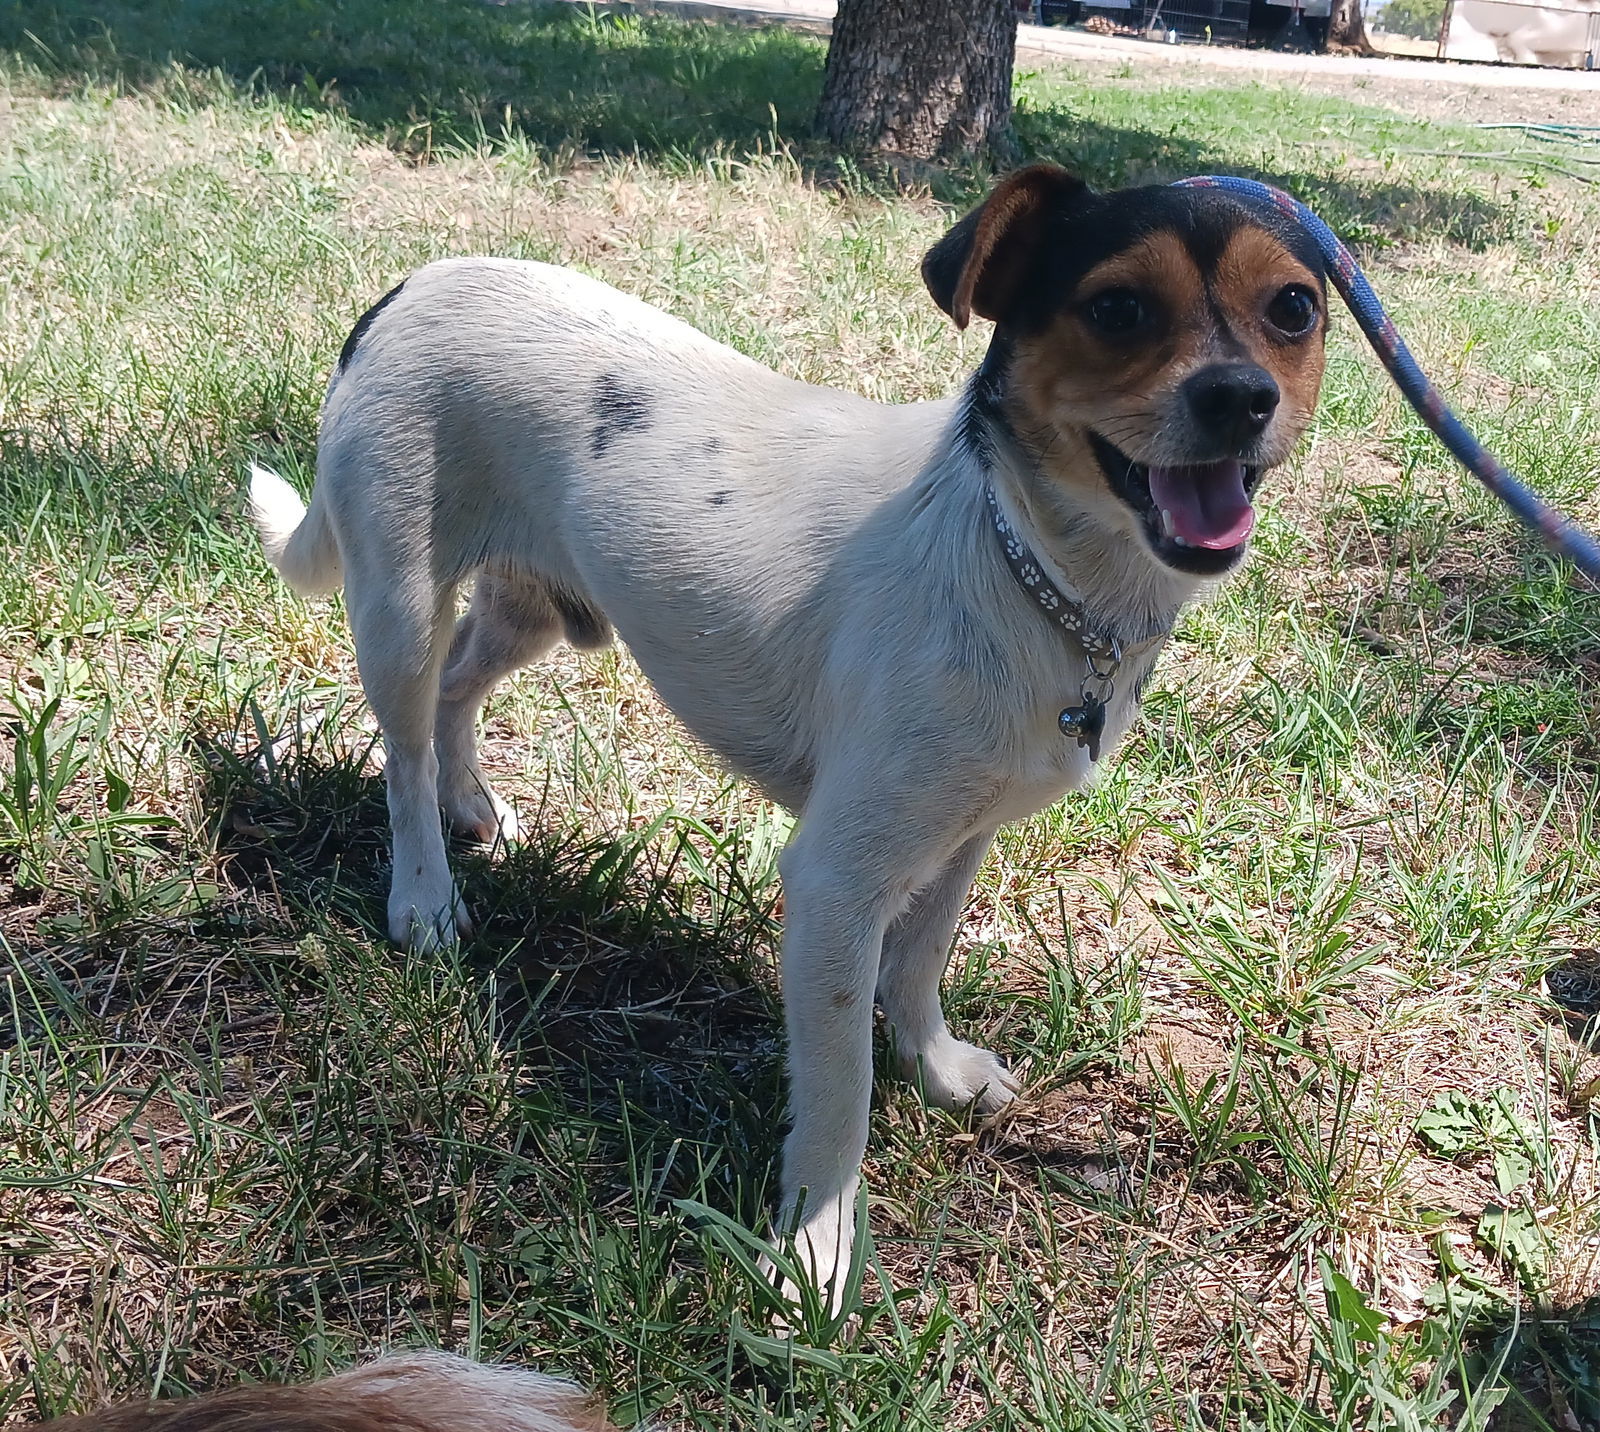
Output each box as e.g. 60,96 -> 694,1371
1455,1294 -> 1600,1431
198,722 -> 789,1203
6,0 -> 1506,245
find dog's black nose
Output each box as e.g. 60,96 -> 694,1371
1183,364 -> 1279,449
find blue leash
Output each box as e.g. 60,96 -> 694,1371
1175,174 -> 1600,586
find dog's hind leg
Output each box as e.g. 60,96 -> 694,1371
344,565 -> 463,951
435,571 -> 564,845
875,829 -> 1021,1114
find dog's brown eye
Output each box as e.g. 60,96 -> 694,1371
1085,288 -> 1147,336
1267,284 -> 1318,337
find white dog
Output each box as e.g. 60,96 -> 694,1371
249,165 -> 1327,1308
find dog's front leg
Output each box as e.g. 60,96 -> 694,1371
774,803 -> 950,1312
876,828 -> 1021,1114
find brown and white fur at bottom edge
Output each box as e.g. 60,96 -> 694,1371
38,1351 -> 628,1432
247,164 -> 1327,1313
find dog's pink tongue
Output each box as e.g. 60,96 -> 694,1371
1147,460 -> 1255,549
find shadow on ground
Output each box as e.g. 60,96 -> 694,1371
3,0 -> 1505,242
195,723 -> 787,1184
1,727 -> 799,1418
1462,1296 -> 1600,1431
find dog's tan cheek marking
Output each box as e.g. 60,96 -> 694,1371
1278,340 -> 1327,430
1210,228 -> 1327,425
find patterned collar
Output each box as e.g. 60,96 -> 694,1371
983,482 -> 1168,760
983,484 -> 1164,667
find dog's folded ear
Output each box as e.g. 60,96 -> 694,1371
922,165 -> 1089,330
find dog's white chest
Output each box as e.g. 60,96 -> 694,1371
984,661 -> 1153,827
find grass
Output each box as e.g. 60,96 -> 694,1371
2,0 -> 1600,1427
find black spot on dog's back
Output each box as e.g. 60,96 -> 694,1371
708,490 -> 732,507
590,373 -> 652,457
338,280 -> 407,373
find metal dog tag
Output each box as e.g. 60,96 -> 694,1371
1059,696 -> 1106,761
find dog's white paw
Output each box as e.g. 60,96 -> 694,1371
757,1258 -> 814,1330
389,883 -> 472,951
440,776 -> 522,847
762,1209 -> 852,1322
905,1035 -> 1021,1114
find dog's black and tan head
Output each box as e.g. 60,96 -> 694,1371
924,164 -> 1327,577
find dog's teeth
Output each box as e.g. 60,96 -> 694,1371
1160,508 -> 1175,538
1175,535 -> 1191,548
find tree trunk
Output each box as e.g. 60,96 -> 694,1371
1326,0 -> 1375,51
815,0 -> 1019,163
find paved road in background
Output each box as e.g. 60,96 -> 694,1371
609,0 -> 1600,93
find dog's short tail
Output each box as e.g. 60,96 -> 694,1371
248,462 -> 343,596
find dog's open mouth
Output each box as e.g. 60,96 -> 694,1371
1089,433 -> 1261,575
